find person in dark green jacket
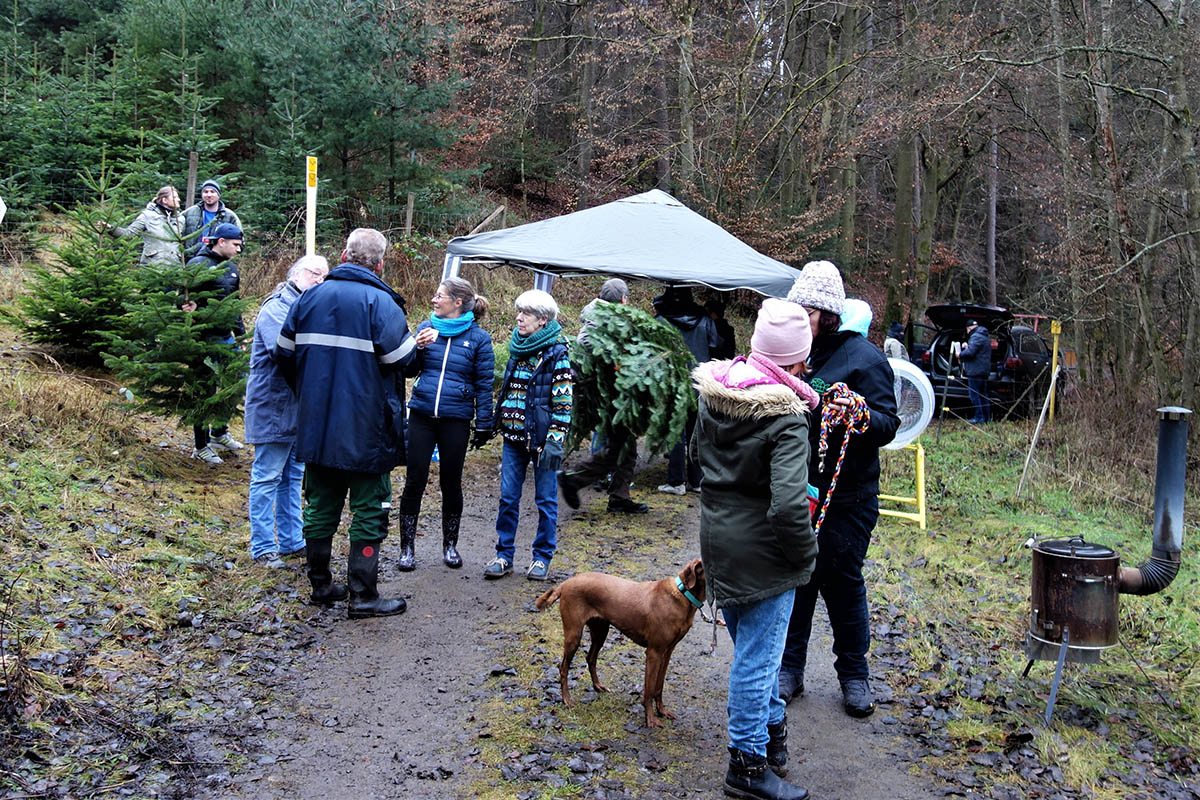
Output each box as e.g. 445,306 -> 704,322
691,298 -> 819,800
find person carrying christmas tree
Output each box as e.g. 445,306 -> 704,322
691,298 -> 819,800
181,222 -> 247,463
274,228 -> 418,618
485,289 -> 573,582
558,277 -> 649,514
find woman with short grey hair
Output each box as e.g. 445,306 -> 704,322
484,289 -> 572,581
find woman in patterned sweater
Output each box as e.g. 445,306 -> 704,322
484,290 -> 574,581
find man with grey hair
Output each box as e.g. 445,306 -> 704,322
558,277 -> 649,514
275,228 -> 417,617
245,254 -> 328,569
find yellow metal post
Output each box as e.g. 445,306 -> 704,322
305,156 -> 318,256
1049,320 -> 1061,423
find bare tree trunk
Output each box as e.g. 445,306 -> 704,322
676,3 -> 697,199
1171,2 -> 1200,410
574,1 -> 596,209
986,122 -> 998,306
912,137 -> 940,324
655,53 -> 671,191
887,133 -> 915,325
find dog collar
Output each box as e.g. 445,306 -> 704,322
675,576 -> 704,610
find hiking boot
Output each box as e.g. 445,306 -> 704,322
442,515 -> 462,569
347,541 -> 406,618
396,514 -> 417,572
305,538 -> 347,606
766,718 -> 789,778
657,483 -> 686,495
777,670 -> 804,704
724,747 -> 809,800
482,557 -> 512,579
525,559 -> 549,581
253,551 -> 286,569
209,432 -> 244,451
191,445 -> 223,464
607,495 -> 648,514
842,679 -> 875,718
558,471 -> 581,510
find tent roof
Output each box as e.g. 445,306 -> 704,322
445,190 -> 799,297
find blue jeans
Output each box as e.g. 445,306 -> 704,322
967,375 -> 990,422
248,441 -> 305,558
782,494 -> 877,682
723,589 -> 795,757
494,440 -> 558,565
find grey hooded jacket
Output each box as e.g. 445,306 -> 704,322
114,202 -> 184,266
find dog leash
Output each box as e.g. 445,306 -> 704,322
814,382 -> 870,536
677,576 -> 725,655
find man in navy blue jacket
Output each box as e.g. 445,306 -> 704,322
959,319 -> 991,423
275,228 -> 417,618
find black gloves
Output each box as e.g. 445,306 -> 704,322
471,428 -> 495,450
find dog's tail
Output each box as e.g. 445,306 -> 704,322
534,585 -> 561,610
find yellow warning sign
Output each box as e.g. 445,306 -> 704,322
306,157 -> 318,188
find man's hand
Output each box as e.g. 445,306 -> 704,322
471,428 -> 494,450
538,440 -> 564,472
181,301 -> 198,313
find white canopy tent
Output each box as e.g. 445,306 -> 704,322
442,189 -> 799,296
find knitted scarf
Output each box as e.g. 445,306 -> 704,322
430,310 -> 474,337
509,319 -> 563,358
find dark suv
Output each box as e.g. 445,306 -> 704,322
918,303 -> 1054,417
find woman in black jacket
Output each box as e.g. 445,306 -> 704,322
778,260 -> 900,719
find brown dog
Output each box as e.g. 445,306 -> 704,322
535,559 -> 706,727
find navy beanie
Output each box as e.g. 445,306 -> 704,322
200,179 -> 221,196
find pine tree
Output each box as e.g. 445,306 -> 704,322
569,302 -> 697,458
103,255 -> 251,432
3,164 -> 141,364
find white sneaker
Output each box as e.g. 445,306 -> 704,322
191,445 -> 223,464
657,483 -> 686,495
210,432 -> 244,451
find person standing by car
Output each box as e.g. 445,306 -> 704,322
485,290 -> 573,582
693,298 -> 819,800
108,185 -> 183,267
244,254 -> 328,568
182,223 -> 247,463
182,179 -> 243,258
883,322 -> 908,361
778,260 -> 899,719
960,319 -> 991,423
275,227 -> 417,618
399,277 -> 495,571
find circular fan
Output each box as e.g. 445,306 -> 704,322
886,358 -> 935,450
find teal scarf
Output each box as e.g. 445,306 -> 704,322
430,311 -> 474,337
509,319 -> 563,359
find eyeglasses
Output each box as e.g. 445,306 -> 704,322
433,292 -> 449,300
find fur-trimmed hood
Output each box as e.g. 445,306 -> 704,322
693,359 -> 811,420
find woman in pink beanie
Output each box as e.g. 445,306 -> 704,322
690,298 -> 819,800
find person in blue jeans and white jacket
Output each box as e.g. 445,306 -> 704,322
399,276 -> 495,571
484,290 -> 573,582
692,298 -> 819,800
243,254 -> 328,568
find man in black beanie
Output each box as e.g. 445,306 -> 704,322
183,178 -> 244,258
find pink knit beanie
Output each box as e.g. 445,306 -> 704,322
750,298 -> 813,367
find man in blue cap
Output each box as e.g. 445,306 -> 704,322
183,223 -> 247,463
182,178 -> 243,258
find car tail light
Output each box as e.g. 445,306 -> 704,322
922,351 -> 931,366
1005,356 -> 1022,370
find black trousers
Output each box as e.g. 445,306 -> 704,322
400,409 -> 471,517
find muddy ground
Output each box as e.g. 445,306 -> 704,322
188,449 -> 940,800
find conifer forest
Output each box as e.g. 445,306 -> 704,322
3,0 -> 1199,407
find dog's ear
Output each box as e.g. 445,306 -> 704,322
682,558 -> 703,590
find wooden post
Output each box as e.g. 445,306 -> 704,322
185,151 -> 199,207
469,205 -> 506,235
404,149 -> 416,237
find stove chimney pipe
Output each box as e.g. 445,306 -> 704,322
1118,406 -> 1191,596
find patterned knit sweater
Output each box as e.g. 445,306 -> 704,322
498,345 -> 573,448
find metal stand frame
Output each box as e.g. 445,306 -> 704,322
879,439 -> 927,529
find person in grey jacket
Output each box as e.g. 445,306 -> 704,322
692,298 -> 819,800
109,185 -> 183,266
959,319 -> 991,423
182,179 -> 243,258
244,254 -> 329,568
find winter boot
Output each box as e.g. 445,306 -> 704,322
305,538 -> 347,606
396,514 -> 418,572
841,678 -> 875,718
442,514 -> 463,569
766,719 -> 789,778
724,747 -> 809,800
347,540 -> 407,619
